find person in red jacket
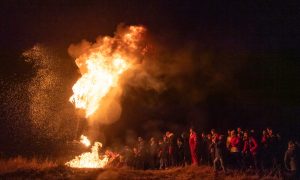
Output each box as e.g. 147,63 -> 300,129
242,131 -> 258,170
229,130 -> 242,169
189,127 -> 198,165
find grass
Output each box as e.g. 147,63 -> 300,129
0,156 -> 57,174
0,157 -> 281,179
96,166 -> 279,180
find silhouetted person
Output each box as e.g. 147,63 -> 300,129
284,141 -> 299,179
237,127 -> 243,139
181,132 -> 191,166
198,132 -> 207,164
159,136 -> 168,169
122,146 -> 134,167
137,137 -> 147,169
177,137 -> 184,166
132,147 -> 139,169
213,135 -> 226,173
149,137 -> 159,169
207,133 -> 214,166
268,128 -> 281,170
261,129 -> 270,170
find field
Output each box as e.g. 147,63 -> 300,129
0,156 -> 282,179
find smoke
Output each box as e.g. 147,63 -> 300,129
0,24 -> 241,153
67,25 -> 164,127
67,24 -> 239,141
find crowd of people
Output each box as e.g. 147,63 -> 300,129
107,127 -> 299,178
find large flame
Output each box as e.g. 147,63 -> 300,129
66,26 -> 145,168
69,25 -> 146,118
65,136 -> 109,168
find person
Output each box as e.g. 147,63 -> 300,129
177,137 -> 184,166
213,135 -> 226,173
132,147 -> 139,169
206,133 -> 214,166
159,136 -> 168,169
166,131 -> 177,167
261,130 -> 269,145
284,141 -> 299,179
198,132 -> 207,164
261,129 -> 270,170
236,128 -> 244,154
122,146 -> 134,167
226,130 -> 232,149
137,137 -> 147,169
237,127 -> 243,139
181,132 -> 191,166
229,130 -> 242,169
225,130 -> 232,166
149,137 -> 158,169
189,127 -> 198,165
268,129 -> 281,170
242,131 -> 258,170
211,129 -> 218,140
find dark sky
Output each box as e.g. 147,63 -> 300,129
1,1 -> 299,51
0,0 -> 300,154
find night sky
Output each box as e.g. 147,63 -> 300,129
0,0 -> 300,155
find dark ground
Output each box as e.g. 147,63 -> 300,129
0,165 -> 281,180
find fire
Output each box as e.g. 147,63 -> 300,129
65,136 -> 109,168
66,26 -> 145,168
80,135 -> 91,147
69,25 -> 146,118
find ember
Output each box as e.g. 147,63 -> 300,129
80,135 -> 91,147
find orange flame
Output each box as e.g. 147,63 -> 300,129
65,136 -> 109,168
80,135 -> 91,147
69,25 -> 145,118
66,26 -> 145,168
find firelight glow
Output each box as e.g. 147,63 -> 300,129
69,26 -> 145,118
80,135 -> 91,147
65,136 -> 109,168
66,25 -> 145,168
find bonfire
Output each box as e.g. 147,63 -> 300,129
65,135 -> 109,168
65,25 -> 146,168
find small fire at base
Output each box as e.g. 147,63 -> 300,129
65,135 -> 109,168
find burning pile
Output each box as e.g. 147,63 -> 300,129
65,135 -> 109,168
